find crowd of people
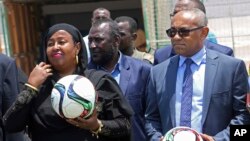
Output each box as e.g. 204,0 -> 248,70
1,0 -> 250,141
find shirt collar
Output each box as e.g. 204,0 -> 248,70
179,46 -> 206,67
97,51 -> 122,72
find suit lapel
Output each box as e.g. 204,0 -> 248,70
119,55 -> 131,96
201,50 -> 219,125
167,56 -> 179,127
88,58 -> 131,96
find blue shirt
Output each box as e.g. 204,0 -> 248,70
175,47 -> 206,132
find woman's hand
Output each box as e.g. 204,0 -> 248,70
67,109 -> 99,131
28,62 -> 53,88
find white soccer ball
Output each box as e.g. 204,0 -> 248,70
163,126 -> 203,141
51,75 -> 97,119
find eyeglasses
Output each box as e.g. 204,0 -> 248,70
166,26 -> 204,38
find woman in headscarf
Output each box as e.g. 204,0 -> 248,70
3,23 -> 133,141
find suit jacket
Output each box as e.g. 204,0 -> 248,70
0,54 -> 28,141
145,49 -> 250,141
154,40 -> 234,65
88,54 -> 152,141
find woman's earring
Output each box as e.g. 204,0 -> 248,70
76,55 -> 79,64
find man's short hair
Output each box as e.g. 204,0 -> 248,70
114,16 -> 138,33
92,19 -> 120,38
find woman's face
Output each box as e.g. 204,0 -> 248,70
46,30 -> 80,73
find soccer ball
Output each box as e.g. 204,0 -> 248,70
51,75 -> 97,119
163,126 -> 203,141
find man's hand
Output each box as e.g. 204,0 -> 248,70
159,136 -> 164,141
200,133 -> 214,141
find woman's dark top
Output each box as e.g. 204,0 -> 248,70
3,70 -> 133,141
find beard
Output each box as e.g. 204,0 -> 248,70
90,46 -> 116,66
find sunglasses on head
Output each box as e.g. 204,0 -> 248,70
166,26 -> 204,38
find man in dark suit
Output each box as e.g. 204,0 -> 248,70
0,53 -> 28,141
154,0 -> 233,65
88,19 -> 151,141
145,9 -> 250,141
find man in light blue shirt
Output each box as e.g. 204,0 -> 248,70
145,8 -> 250,141
175,47 -> 206,133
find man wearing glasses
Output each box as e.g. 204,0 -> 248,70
153,0 -> 233,65
145,8 -> 250,141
